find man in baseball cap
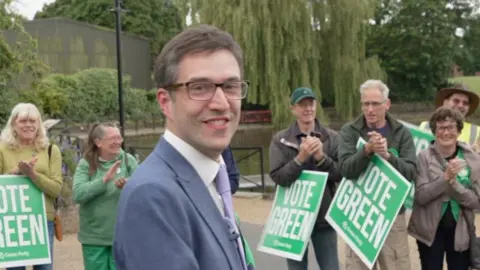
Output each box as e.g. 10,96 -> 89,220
420,84 -> 480,145
269,87 -> 342,270
290,87 -> 317,105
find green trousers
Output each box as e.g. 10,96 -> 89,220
82,244 -> 116,270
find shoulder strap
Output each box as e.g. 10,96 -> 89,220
47,144 -> 60,210
48,144 -> 52,161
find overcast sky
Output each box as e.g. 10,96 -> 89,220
11,0 -> 54,19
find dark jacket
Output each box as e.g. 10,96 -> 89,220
222,146 -> 240,194
337,113 -> 417,214
269,119 -> 342,228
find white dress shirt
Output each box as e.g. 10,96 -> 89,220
163,130 -> 225,216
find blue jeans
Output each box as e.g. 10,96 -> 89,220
7,221 -> 55,270
286,226 -> 339,270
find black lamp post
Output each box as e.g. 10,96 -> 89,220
113,0 -> 126,148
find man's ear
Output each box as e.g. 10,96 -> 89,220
157,88 -> 173,120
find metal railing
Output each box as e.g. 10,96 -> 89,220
51,136 -> 268,194
127,145 -> 267,194
126,146 -> 152,162
231,146 -> 265,194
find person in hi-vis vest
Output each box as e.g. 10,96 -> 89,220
420,84 -> 480,145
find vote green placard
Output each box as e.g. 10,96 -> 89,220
397,120 -> 435,209
257,171 -> 328,261
0,175 -> 51,268
325,138 -> 411,269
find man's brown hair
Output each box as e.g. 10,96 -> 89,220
153,24 -> 244,89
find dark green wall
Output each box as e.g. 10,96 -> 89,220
4,18 -> 153,90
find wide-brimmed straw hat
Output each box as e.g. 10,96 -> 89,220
435,84 -> 479,117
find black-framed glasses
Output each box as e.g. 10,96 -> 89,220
163,80 -> 249,101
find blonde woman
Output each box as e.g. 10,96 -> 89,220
73,122 -> 138,270
0,103 -> 63,270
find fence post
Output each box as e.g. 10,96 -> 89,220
259,147 -> 265,194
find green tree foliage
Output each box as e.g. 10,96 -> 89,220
0,0 -> 49,123
35,68 -> 155,123
314,0 -> 385,120
367,0 -> 477,101
35,0 -> 184,64
174,0 -> 323,127
174,0 -> 384,124
456,15 -> 480,75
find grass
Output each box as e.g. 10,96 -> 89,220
449,76 -> 480,93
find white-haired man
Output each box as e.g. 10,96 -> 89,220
337,80 -> 416,270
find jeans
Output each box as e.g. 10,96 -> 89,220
417,224 -> 470,270
7,221 -> 55,270
286,226 -> 339,270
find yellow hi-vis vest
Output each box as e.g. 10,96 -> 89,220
419,120 -> 479,145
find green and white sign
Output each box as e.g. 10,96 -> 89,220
257,171 -> 328,261
398,120 -> 435,209
0,175 -> 51,268
325,138 -> 411,269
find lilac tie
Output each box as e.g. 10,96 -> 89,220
216,163 -> 247,270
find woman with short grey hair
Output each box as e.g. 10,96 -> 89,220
408,106 -> 480,270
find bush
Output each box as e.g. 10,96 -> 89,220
20,68 -> 159,123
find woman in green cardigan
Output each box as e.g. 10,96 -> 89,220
0,103 -> 63,270
73,122 -> 138,270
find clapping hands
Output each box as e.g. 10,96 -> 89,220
10,157 -> 38,178
297,135 -> 324,163
365,131 -> 390,160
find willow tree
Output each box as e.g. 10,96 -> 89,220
174,0 -> 323,127
313,0 -> 386,120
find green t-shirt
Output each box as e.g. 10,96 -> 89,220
441,148 -> 471,221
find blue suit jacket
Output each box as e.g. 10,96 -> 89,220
113,138 -> 245,270
222,146 -> 240,194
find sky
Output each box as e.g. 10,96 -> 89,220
10,0 -> 54,19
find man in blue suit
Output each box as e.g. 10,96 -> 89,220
113,24 -> 251,270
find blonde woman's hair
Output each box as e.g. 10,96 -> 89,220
0,103 -> 49,150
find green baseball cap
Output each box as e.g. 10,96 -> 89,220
290,87 -> 316,105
